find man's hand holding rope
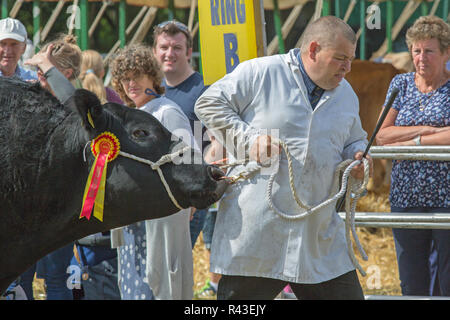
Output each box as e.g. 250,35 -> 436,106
350,151 -> 373,180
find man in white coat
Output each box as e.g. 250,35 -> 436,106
195,16 -> 373,299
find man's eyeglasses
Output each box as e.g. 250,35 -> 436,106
156,20 -> 189,33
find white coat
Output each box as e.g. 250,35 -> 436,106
195,49 -> 368,284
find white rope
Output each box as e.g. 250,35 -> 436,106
118,146 -> 192,211
221,140 -> 370,275
83,139 -> 191,211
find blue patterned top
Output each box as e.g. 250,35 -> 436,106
384,72 -> 449,208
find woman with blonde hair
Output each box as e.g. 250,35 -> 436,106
20,34 -> 83,300
377,15 -> 449,296
36,34 -> 83,93
80,49 -> 122,104
25,39 -> 123,301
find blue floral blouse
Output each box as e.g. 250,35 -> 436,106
384,72 -> 449,208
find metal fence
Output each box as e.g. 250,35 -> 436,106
209,145 -> 449,299
209,145 -> 450,229
336,145 -> 450,229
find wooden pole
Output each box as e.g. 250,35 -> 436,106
103,6 -> 149,65
429,0 -> 440,16
267,4 -> 305,55
295,0 -> 322,48
9,0 -> 24,18
188,0 -> 197,31
343,0 -> 357,22
129,7 -> 158,45
89,1 -> 109,38
254,0 -> 267,57
370,0 -> 421,60
191,21 -> 199,38
41,0 -> 65,42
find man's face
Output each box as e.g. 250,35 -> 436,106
311,34 -> 356,90
0,38 -> 26,75
153,32 -> 192,75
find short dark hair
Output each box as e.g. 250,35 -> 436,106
300,16 -> 356,53
153,20 -> 193,50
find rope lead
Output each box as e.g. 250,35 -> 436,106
220,140 -> 370,275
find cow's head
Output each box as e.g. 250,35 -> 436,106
67,89 -> 227,223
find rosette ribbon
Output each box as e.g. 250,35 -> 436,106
80,132 -> 120,221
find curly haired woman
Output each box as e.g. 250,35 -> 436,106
377,16 -> 449,296
109,44 -> 196,300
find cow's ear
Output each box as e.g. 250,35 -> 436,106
66,89 -> 104,130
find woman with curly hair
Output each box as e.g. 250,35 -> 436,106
377,16 -> 449,296
109,43 -> 196,300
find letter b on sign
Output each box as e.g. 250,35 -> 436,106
224,33 -> 239,74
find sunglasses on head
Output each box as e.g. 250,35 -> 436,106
156,20 -> 189,33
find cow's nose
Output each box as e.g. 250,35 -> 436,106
207,165 -> 225,181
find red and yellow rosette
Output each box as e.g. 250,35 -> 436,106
80,132 -> 120,222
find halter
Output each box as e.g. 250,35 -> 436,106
84,139 -> 191,210
118,147 -> 191,210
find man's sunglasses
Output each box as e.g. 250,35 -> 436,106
156,20 -> 189,33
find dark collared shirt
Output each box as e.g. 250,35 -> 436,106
297,52 -> 324,110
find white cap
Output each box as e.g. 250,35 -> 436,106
0,18 -> 27,42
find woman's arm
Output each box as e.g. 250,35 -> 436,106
43,67 -> 76,104
24,44 -> 76,104
384,127 -> 450,146
376,107 -> 446,145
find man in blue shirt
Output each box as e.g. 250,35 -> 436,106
153,21 -> 222,298
153,20 -> 209,248
0,18 -> 36,81
1,17 -> 36,300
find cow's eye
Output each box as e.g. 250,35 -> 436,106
132,129 -> 149,139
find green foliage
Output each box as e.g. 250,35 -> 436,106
5,1 -> 191,55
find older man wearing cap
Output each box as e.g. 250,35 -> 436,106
0,18 -> 37,299
0,17 -> 36,80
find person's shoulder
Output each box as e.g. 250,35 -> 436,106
231,52 -> 288,78
391,72 -> 413,86
158,96 -> 185,114
185,72 -> 206,89
158,97 -> 191,125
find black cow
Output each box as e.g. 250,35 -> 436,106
0,77 -> 227,293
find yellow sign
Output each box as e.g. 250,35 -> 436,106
198,0 -> 264,85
